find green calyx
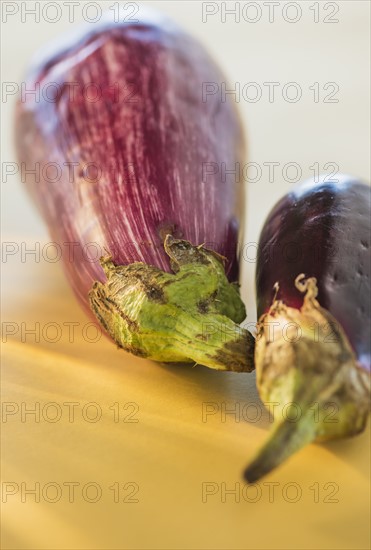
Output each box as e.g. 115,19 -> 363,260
89,235 -> 254,372
244,275 -> 370,483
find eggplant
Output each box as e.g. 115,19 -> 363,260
244,174 -> 370,482
16,7 -> 255,372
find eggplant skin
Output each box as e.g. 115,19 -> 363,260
16,7 -> 245,316
256,175 -> 371,371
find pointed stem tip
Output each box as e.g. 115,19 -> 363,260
244,411 -> 317,483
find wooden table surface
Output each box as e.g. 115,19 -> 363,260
1,248 -> 370,550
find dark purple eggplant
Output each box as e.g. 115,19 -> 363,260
16,7 -> 254,372
244,174 -> 370,482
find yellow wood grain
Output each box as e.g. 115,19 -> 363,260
1,255 -> 370,550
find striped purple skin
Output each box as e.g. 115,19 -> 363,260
256,175 -> 371,371
16,8 -> 244,318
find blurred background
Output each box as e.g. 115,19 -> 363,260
1,1 -> 370,549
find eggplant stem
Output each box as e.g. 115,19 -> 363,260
89,236 -> 255,372
245,275 -> 370,481
244,411 -> 317,483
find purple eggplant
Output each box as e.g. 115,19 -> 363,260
16,7 -> 254,372
244,174 -> 370,482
